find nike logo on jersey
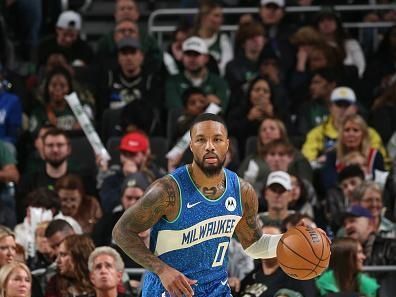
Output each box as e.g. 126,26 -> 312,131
221,279 -> 228,286
187,201 -> 202,208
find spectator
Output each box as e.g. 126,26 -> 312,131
0,82 -> 22,146
0,262 -> 32,297
383,160 -> 396,222
363,25 -> 396,106
45,234 -> 95,297
225,20 -> 266,97
55,174 -> 102,234
370,79 -> 396,145
97,131 -> 164,212
93,172 -> 149,274
314,8 -> 366,77
0,140 -> 19,218
315,237 -> 379,297
165,36 -> 230,112
17,128 -> 96,220
95,0 -> 163,73
325,165 -> 365,233
88,247 -> 131,297
29,66 -> 94,136
302,87 -> 386,163
289,174 -> 317,219
320,114 -> 385,190
227,76 -> 288,155
258,0 -> 296,77
238,223 -> 316,297
193,0 -> 233,75
0,226 -> 16,267
352,181 -> 396,239
37,10 -> 94,69
28,221 -> 53,271
240,138 -> 312,193
258,171 -> 295,227
14,188 -> 82,260
295,68 -> 337,137
162,24 -> 191,76
44,219 -> 75,256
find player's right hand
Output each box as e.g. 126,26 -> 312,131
158,266 -> 197,297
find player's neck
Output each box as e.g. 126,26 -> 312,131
189,163 -> 224,187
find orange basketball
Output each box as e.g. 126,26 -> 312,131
276,226 -> 331,280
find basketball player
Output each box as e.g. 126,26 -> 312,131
113,113 -> 327,297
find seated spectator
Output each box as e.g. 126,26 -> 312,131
37,10 -> 94,69
55,174 -> 102,234
370,79 -> 396,145
258,0 -> 296,78
88,246 -> 138,297
363,25 -> 396,107
0,226 -> 16,267
0,140 -> 19,221
321,114 -> 385,190
383,160 -> 396,222
302,87 -> 386,164
282,212 -> 317,231
95,0 -> 163,73
313,8 -> 366,77
228,76 -> 289,155
97,131 -> 164,212
315,237 -> 379,297
258,171 -> 295,226
240,138 -> 312,192
294,68 -> 337,138
45,219 -> 75,256
325,165 -> 365,233
28,221 -> 53,271
238,223 -> 316,297
162,24 -> 191,76
14,188 -> 82,261
17,128 -> 96,220
0,83 -> 22,147
289,174 -> 317,219
29,66 -> 94,136
0,262 -> 32,297
165,36 -> 230,112
45,234 -> 95,297
93,172 -> 150,272
351,181 -> 396,239
193,0 -> 233,75
226,20 -> 266,99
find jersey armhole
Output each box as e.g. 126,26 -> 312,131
237,177 -> 243,215
163,175 -> 182,223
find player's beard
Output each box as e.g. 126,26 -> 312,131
194,154 -> 225,177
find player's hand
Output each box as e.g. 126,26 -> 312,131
158,265 -> 197,297
228,277 -> 241,293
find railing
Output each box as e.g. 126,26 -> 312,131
148,4 -> 395,47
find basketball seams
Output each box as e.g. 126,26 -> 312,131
279,238 -> 328,269
294,227 -> 323,261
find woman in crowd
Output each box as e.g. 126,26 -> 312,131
289,174 -> 317,219
316,237 -> 379,297
193,0 -> 233,75
29,66 -> 94,136
55,174 -> 102,234
314,9 -> 366,77
228,76 -> 288,156
0,262 -> 31,297
45,234 -> 95,297
0,226 -> 16,267
321,114 -> 385,190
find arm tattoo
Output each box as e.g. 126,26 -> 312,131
112,176 -> 178,274
235,179 -> 263,249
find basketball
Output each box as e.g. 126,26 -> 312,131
277,226 -> 331,280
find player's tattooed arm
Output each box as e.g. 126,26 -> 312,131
112,176 -> 178,274
234,179 -> 263,249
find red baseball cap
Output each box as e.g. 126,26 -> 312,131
119,132 -> 149,153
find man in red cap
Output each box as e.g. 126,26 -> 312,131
98,131 -> 165,212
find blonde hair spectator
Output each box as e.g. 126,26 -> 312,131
0,262 -> 32,297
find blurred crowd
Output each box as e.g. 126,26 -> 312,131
0,0 -> 396,296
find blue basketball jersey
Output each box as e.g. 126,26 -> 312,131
142,165 -> 243,296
